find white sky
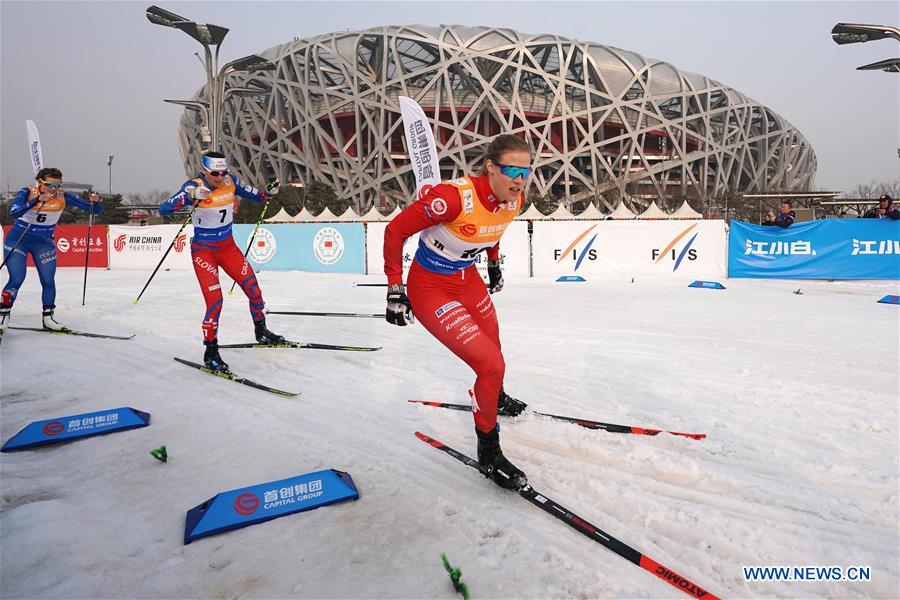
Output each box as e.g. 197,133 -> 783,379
1,1 -> 898,195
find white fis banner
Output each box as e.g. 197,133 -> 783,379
366,221 -> 530,278
532,220 -> 726,280
26,120 -> 43,174
108,225 -> 194,270
399,96 -> 440,199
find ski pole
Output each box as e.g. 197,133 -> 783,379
133,201 -> 198,304
352,282 -> 388,287
228,198 -> 271,296
81,193 -> 99,306
265,309 -> 386,319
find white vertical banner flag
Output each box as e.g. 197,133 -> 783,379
399,96 -> 440,199
26,120 -> 43,174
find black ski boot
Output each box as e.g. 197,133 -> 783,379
42,305 -> 65,331
497,387 -> 527,417
476,427 -> 527,490
254,318 -> 285,344
203,340 -> 230,373
0,304 -> 11,327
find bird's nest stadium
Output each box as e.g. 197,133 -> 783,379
175,25 -> 817,212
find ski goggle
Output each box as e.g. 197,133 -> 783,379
39,180 -> 62,189
495,163 -> 532,180
206,170 -> 228,177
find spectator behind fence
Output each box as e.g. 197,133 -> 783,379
863,194 -> 900,220
761,200 -> 795,228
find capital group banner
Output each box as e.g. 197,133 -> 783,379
728,220 -> 900,280
2,224 -> 108,268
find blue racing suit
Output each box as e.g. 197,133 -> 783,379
2,186 -> 102,308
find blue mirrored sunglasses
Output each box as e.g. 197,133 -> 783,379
40,180 -> 62,189
496,163 -> 532,180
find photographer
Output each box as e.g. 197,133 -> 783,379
761,200 -> 795,228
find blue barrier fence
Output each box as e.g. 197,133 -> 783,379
232,223 -> 365,273
728,220 -> 900,280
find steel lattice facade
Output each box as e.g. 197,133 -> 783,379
175,25 -> 817,211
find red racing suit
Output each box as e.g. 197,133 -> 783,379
384,175 -> 520,433
160,173 -> 268,342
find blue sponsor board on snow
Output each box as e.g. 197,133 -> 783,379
232,223 -> 365,273
1,407 -> 150,452
184,468 -> 359,544
556,275 -> 586,282
689,280 -> 726,289
729,220 -> 900,280
877,294 -> 900,305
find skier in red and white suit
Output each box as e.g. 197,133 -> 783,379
384,134 -> 532,489
160,151 -> 283,372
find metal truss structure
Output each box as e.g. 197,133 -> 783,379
175,25 -> 817,211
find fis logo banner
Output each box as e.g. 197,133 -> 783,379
1,407 -> 150,452
553,225 -> 598,272
183,469 -> 359,544
651,224 -> 700,271
534,220 -> 726,279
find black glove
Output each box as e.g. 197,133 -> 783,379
386,283 -> 414,326
487,260 -> 504,294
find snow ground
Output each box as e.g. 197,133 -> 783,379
1,269 -> 898,599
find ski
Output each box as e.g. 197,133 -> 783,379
408,401 -> 706,440
265,309 -> 386,319
173,357 -> 299,397
6,326 -> 135,340
218,341 -> 382,352
415,432 -> 718,599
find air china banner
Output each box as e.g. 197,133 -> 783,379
2,225 -> 108,268
108,225 -> 194,270
365,220 -> 530,277
232,223 -> 365,273
729,220 -> 900,280
532,220 -> 726,279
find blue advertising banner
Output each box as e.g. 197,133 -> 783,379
232,223 -> 365,273
729,220 -> 900,280
184,469 -> 359,544
689,280 -> 726,289
1,407 -> 150,452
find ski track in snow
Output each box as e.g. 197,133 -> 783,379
1,270 -> 898,599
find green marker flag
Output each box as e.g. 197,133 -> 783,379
150,445 -> 168,463
441,553 -> 470,600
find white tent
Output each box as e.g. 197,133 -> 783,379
290,207 -> 317,222
360,206 -> 387,222
314,206 -> 339,222
670,200 -> 703,219
263,207 -> 292,223
636,200 -> 670,220
334,207 -> 361,222
607,201 -> 637,219
574,203 -> 605,220
384,206 -> 402,220
519,203 -> 546,220
546,204 -> 575,220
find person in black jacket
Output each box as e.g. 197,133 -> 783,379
863,194 -> 900,220
762,200 -> 795,228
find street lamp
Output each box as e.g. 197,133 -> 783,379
146,5 -> 275,150
107,155 -> 114,196
831,23 -> 900,74
831,23 -> 900,44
